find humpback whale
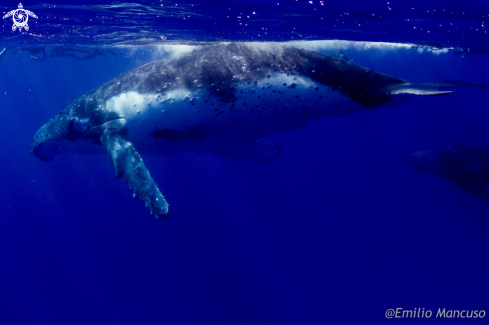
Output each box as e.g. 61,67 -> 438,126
31,42 -> 487,220
407,145 -> 489,199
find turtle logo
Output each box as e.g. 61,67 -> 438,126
3,3 -> 38,32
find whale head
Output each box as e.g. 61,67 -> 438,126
31,111 -> 93,161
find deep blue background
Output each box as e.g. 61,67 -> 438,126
1,40 -> 489,325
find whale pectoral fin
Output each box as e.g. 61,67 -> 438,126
388,81 -> 489,96
100,126 -> 169,220
202,141 -> 282,163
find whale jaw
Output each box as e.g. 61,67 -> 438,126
31,112 -> 100,160
31,112 -> 72,161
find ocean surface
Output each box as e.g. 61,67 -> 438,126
1,1 -> 489,324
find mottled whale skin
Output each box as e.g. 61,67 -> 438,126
407,145 -> 489,198
31,42 -> 484,220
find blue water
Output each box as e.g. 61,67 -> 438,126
1,0 -> 489,48
1,1 -> 489,324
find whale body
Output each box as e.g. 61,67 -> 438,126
407,145 -> 489,198
31,42 -> 485,220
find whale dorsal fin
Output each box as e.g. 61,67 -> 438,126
99,119 -> 169,220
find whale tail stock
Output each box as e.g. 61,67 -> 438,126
386,80 -> 489,96
100,119 -> 169,220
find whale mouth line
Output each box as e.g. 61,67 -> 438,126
31,117 -> 128,160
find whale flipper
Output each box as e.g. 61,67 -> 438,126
202,142 -> 282,163
100,120 -> 169,220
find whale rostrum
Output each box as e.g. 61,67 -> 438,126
31,42 -> 488,220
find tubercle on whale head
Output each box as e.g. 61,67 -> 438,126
31,110 -> 92,161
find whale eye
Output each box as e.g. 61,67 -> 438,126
70,117 -> 91,134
